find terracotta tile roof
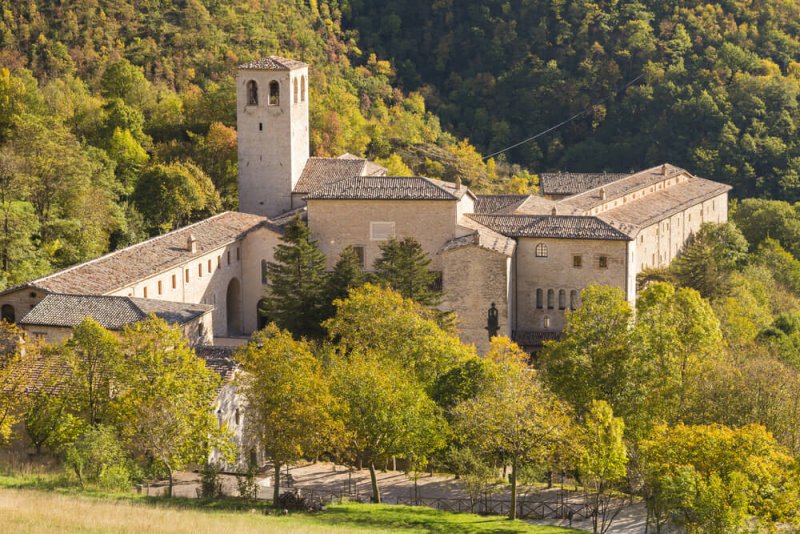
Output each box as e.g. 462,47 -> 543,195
474,195 -> 530,214
467,214 -> 632,240
539,172 -> 631,196
598,176 -> 731,230
294,157 -> 368,194
271,206 -> 307,227
441,217 -> 516,256
195,345 -> 236,383
305,176 -> 466,201
337,153 -> 387,176
6,212 -> 272,296
19,294 -> 212,330
238,56 -> 308,70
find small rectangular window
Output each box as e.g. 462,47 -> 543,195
143,286 -> 148,298
185,269 -> 190,283
573,255 -> 582,268
158,281 -> 163,295
218,255 -> 222,268
208,259 -> 212,272
598,256 -> 608,269
172,274 -> 177,289
259,122 -> 263,131
227,251 -> 231,265
236,247 -> 240,261
198,264 -> 203,277
370,222 -> 395,241
353,246 -> 366,269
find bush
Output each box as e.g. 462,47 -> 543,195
64,425 -> 131,490
200,461 -> 224,498
236,458 -> 258,500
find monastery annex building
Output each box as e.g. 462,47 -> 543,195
0,56 -> 731,354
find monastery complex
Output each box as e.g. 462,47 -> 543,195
0,57 -> 731,354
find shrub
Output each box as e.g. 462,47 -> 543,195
64,425 -> 131,490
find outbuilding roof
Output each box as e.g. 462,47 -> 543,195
19,294 -> 212,330
304,176 -> 468,201
474,195 -> 530,214
441,218 -> 517,256
294,157 -> 368,195
539,172 -> 631,197
238,56 -> 308,70
4,212 -> 273,296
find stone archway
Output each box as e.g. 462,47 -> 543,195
226,278 -> 242,336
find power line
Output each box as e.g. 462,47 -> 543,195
482,72 -> 646,160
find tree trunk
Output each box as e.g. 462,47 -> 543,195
273,462 -> 281,505
509,454 -> 517,520
369,461 -> 381,504
166,464 -> 174,498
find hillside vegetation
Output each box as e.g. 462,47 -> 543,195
344,0 -> 800,200
0,0 -> 522,288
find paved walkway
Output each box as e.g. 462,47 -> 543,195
145,462 -> 647,533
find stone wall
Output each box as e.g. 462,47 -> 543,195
441,245 -> 511,354
307,199 -> 459,271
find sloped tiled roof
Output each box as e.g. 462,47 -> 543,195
294,157 -> 368,194
238,56 -> 308,70
19,294 -> 212,330
195,345 -> 237,383
539,172 -> 631,196
474,195 -> 530,214
337,153 -> 387,176
467,214 -> 632,240
441,217 -> 516,256
305,176 -> 466,201
5,212 -> 272,296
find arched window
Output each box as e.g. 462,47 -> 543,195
269,80 -> 280,106
301,75 -> 306,102
536,289 -> 543,309
558,289 -> 566,310
293,77 -> 299,103
246,80 -> 258,105
1,304 -> 14,323
547,289 -> 555,309
570,290 -> 579,310
535,243 -> 548,257
261,259 -> 269,285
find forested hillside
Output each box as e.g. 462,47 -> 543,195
0,0 -> 516,289
344,0 -> 800,200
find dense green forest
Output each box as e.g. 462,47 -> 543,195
343,0 -> 800,200
0,0 -> 521,289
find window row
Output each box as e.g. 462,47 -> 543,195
535,288 -> 579,310
134,247 -> 240,298
534,244 -> 608,269
246,76 -> 306,107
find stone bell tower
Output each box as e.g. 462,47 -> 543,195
236,56 -> 309,218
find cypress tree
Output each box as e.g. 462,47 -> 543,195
323,245 -> 366,319
261,216 -> 328,339
374,236 -> 441,306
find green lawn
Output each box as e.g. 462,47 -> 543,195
0,475 -> 581,533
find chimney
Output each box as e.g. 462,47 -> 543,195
455,176 -> 462,190
661,164 -> 668,176
599,187 -> 607,200
188,234 -> 197,254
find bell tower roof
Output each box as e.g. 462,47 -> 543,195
238,56 -> 308,71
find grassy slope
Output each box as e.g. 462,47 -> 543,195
0,476 -> 580,534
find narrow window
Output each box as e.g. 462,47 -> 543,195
208,259 -> 212,273
235,409 -> 241,426
246,80 -> 258,105
301,74 -> 306,102
573,255 -> 582,268
293,77 -> 299,103
269,80 -> 280,106
198,263 -> 203,277
259,122 -> 263,132
652,254 -> 655,264
198,321 -> 205,340
353,246 -> 366,269
1,304 -> 15,323
543,316 -> 551,329
143,286 -> 148,298
261,259 -> 269,285
158,281 -> 163,295
536,288 -> 543,309
558,289 -> 566,310
236,247 -> 240,261
218,255 -> 222,268
598,255 -> 608,269
227,251 -> 231,265
535,243 -> 548,258
185,269 -> 190,283
172,274 -> 177,289
570,290 -> 578,310
547,289 -> 555,309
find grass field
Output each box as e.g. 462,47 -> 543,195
0,481 -> 582,533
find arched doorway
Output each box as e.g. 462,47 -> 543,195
257,298 -> 269,330
226,278 -> 242,336
1,304 -> 14,323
